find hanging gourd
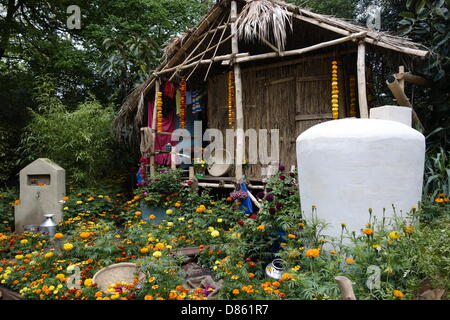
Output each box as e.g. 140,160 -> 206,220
349,75 -> 357,117
227,71 -> 236,128
180,78 -> 187,129
157,91 -> 163,133
331,61 -> 339,120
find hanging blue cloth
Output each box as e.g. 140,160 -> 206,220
239,182 -> 253,214
136,169 -> 144,184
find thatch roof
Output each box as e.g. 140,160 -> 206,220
114,0 -> 429,139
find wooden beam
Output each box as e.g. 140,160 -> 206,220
357,41 -> 369,118
394,72 -> 431,87
296,113 -> 333,121
234,31 -> 367,64
386,77 -> 425,131
150,79 -> 159,177
231,0 -> 244,183
285,7 -> 428,57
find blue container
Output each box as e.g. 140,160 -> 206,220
140,202 -> 171,225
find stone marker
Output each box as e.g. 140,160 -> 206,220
14,158 -> 65,232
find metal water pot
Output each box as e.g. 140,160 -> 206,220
39,214 -> 57,237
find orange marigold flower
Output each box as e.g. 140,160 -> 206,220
345,258 -> 356,264
306,248 -> 320,258
232,289 -> 240,295
363,228 -> 373,236
54,233 -> 64,239
281,273 -> 293,281
393,290 -> 405,299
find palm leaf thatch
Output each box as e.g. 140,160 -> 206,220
236,0 -> 292,51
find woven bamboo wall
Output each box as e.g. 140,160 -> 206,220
207,53 -> 353,180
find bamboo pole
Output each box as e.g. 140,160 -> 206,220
149,79 -> 160,177
231,0 -> 244,183
234,31 -> 367,64
357,41 -> 369,118
204,14 -> 231,82
394,72 -> 431,87
283,6 -> 428,57
386,77 -> 424,131
186,13 -> 227,81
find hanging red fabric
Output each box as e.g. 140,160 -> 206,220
147,100 -> 176,167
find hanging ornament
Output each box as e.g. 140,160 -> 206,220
331,61 -> 339,120
156,91 -> 163,133
227,71 -> 236,128
180,78 -> 187,129
349,75 -> 357,117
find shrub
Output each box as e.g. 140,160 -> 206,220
18,96 -> 115,186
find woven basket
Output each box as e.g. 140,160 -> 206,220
93,263 -> 146,292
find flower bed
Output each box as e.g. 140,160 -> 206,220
0,169 -> 449,300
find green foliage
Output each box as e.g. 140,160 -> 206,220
0,189 -> 17,233
18,85 -> 115,186
398,0 -> 450,142
423,147 -> 450,198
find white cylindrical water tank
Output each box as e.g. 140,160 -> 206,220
296,118 -> 425,239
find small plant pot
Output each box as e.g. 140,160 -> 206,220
194,167 -> 206,178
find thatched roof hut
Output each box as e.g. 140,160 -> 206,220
115,0 -> 428,185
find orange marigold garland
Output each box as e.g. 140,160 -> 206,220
331,61 -> 339,120
180,79 -> 187,129
349,75 -> 357,117
156,91 -> 163,133
227,71 -> 235,128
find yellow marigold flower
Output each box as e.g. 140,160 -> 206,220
44,252 -> 54,259
149,214 -> 156,220
211,230 -> 220,238
217,218 -> 223,223
329,250 -> 337,255
257,225 -> 265,231
140,247 -> 149,254
153,251 -> 162,258
281,273 -> 293,281
84,278 -> 93,287
76,201 -> 82,204
15,255 -> 24,260
166,209 -> 173,215
135,211 -> 142,216
63,243 -> 74,251
393,290 -> 404,299
55,274 -> 65,281
363,228 -> 373,236
152,285 -> 159,290
292,265 -> 301,271
305,248 -> 320,258
20,239 -> 28,245
389,231 -> 400,240
79,232 -> 91,239
403,225 -> 414,234
155,243 -> 165,250
287,234 -> 296,239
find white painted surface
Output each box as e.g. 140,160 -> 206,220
370,105 -> 412,127
296,119 -> 425,239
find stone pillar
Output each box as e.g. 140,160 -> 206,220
14,158 -> 65,232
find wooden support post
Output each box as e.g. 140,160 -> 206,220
335,276 -> 357,300
150,79 -> 160,177
231,0 -> 244,183
357,41 -> 369,118
398,66 -> 405,91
